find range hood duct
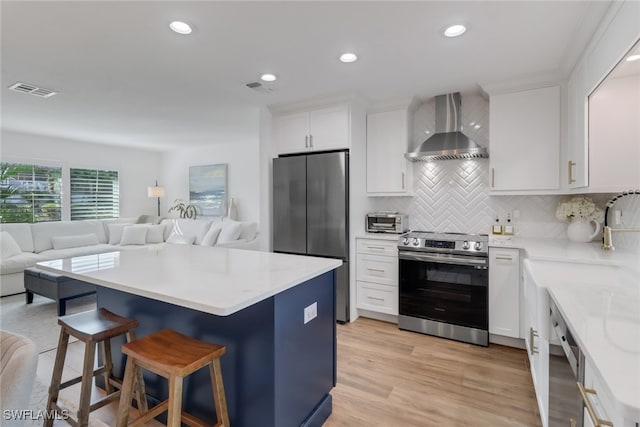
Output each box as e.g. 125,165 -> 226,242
405,92 -> 488,161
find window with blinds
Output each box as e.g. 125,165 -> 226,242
70,168 -> 119,220
0,162 -> 62,223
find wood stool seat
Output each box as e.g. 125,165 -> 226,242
116,329 -> 230,427
45,308 -> 147,427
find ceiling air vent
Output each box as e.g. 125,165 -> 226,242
245,81 -> 273,93
8,82 -> 57,98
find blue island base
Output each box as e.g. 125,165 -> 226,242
96,271 -> 337,427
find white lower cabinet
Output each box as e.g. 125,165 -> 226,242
488,248 -> 520,338
582,358 -> 628,427
523,263 -> 550,427
356,238 -> 399,317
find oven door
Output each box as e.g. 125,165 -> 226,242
399,252 -> 488,331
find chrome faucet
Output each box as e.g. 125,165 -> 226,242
602,190 -> 640,251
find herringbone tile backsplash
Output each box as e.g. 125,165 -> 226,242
367,94 -> 639,250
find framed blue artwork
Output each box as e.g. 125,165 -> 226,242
189,164 -> 227,216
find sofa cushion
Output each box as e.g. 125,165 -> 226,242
0,253 -> 47,275
166,233 -> 196,245
107,223 -> 134,245
218,219 -> 243,244
51,233 -> 100,250
120,226 -> 148,245
171,219 -> 213,245
238,222 -> 258,241
1,231 -> 23,258
0,223 -> 35,253
201,227 -> 221,246
32,220 -> 107,253
145,224 -> 165,244
38,244 -> 116,260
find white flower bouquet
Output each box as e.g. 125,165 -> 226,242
555,196 -> 604,222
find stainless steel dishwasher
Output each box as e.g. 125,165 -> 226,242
549,299 -> 585,427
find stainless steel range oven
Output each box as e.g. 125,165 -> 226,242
398,231 -> 489,346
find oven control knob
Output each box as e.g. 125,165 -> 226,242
462,241 -> 470,250
474,242 -> 483,251
412,238 -> 420,246
402,237 -> 409,246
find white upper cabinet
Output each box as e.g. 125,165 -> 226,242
489,86 -> 561,193
273,103 -> 350,155
566,0 -> 640,193
566,60 -> 589,189
366,101 -> 415,196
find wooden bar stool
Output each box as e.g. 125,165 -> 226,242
116,328 -> 230,427
45,308 -> 148,427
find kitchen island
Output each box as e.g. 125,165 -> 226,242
37,244 -> 342,427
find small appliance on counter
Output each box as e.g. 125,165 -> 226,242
366,212 -> 409,234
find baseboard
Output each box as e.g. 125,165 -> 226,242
356,309 -> 398,324
489,334 -> 526,349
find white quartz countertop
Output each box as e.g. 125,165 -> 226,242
524,257 -> 640,420
36,245 -> 342,316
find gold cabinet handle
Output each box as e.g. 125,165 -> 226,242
367,268 -> 385,273
402,172 -> 405,190
569,418 -> 576,427
568,160 -> 576,184
366,246 -> 386,250
491,168 -> 495,187
495,256 -> 513,261
305,135 -> 309,148
309,134 -> 313,149
577,382 -> 614,427
529,327 -> 539,355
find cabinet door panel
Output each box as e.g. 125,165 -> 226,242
488,248 -> 520,338
567,61 -> 589,189
309,104 -> 349,151
366,109 -> 409,194
356,281 -> 398,315
490,86 -> 560,191
274,111 -> 310,155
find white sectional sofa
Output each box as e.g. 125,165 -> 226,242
0,217 -> 259,296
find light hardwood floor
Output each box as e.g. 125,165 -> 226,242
37,317 -> 540,426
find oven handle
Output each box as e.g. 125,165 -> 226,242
399,252 -> 488,267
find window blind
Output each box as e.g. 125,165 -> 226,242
0,163 -> 62,223
70,168 -> 119,220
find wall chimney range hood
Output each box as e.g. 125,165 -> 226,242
405,92 -> 488,161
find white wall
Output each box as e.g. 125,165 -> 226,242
160,111 -> 261,225
0,129 -> 162,218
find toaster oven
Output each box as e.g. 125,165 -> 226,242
366,212 -> 409,234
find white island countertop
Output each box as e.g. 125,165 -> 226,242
36,245 -> 342,316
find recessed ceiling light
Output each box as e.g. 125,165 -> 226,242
260,73 -> 277,82
443,24 -> 467,38
339,53 -> 358,63
626,54 -> 640,62
169,21 -> 192,35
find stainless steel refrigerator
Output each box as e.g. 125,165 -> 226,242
273,150 -> 349,323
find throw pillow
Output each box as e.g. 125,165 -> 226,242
200,227 -> 221,246
52,234 -> 100,250
218,219 -> 243,244
166,233 -> 196,245
0,231 -> 22,258
145,224 -> 165,244
120,225 -> 148,246
107,223 -> 134,245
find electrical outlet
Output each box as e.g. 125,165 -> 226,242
505,211 -> 513,223
304,302 -> 317,324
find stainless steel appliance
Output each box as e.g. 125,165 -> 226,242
366,212 -> 408,234
405,93 -> 488,161
549,299 -> 584,427
398,231 -> 489,346
272,150 -> 350,323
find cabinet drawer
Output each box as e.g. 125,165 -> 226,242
356,281 -> 398,315
356,238 -> 398,256
356,253 -> 398,286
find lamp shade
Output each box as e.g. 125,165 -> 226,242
147,186 -> 165,198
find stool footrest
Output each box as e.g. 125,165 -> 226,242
89,390 -> 121,412
129,400 -> 168,427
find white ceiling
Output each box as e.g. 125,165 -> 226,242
1,1 -> 611,151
